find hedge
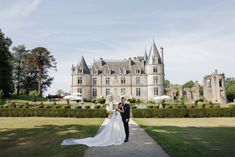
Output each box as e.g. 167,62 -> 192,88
0,109 -> 107,118
132,108 -> 235,118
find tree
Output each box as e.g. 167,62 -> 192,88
0,29 -> 14,97
226,77 -> 235,102
183,80 -> 195,88
164,80 -> 171,88
12,45 -> 29,95
26,47 -> 56,96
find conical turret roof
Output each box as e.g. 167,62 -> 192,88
78,56 -> 90,74
146,42 -> 162,64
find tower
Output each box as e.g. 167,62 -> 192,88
71,56 -> 91,98
145,42 -> 165,100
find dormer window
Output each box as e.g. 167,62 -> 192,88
120,68 -> 126,75
105,68 -> 111,75
78,68 -> 83,74
136,69 -> 141,74
93,69 -> 98,75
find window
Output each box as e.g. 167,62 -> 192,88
78,68 -> 83,74
136,77 -> 140,85
106,69 -> 110,75
207,79 -> 211,88
78,77 -> 82,85
136,88 -> 141,96
153,66 -> 158,73
93,78 -> 97,85
136,69 -> 141,74
77,88 -> 82,94
153,76 -> 158,84
106,89 -> 110,96
154,87 -> 158,96
219,79 -> 223,87
93,69 -> 98,75
92,88 -> 97,97
106,77 -> 110,85
121,88 -> 126,95
121,77 -> 126,84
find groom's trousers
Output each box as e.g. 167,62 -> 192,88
123,119 -> 129,140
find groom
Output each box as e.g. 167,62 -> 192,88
121,97 -> 130,142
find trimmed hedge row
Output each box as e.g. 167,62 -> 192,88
132,108 -> 235,118
0,109 -> 107,118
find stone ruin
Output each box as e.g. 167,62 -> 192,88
166,82 -> 201,104
203,70 -> 227,104
166,70 -> 228,104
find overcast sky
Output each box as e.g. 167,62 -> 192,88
0,0 -> 234,95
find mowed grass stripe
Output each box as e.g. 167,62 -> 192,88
134,118 -> 235,157
0,117 -> 104,157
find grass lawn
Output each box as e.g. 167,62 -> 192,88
0,117 -> 104,157
134,118 -> 235,157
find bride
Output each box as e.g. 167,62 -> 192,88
61,102 -> 126,147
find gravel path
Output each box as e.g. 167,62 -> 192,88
83,118 -> 170,157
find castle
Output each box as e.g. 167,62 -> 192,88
71,42 -> 165,101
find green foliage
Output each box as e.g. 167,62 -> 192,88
128,98 -> 136,103
29,90 -> 39,102
27,47 -> 57,96
94,105 -> 101,109
0,29 -> 14,97
164,79 -> 171,88
0,109 -> 107,118
0,90 -> 4,99
132,108 -> 235,118
196,101 -> 205,108
83,98 -> 91,102
226,77 -> 235,102
96,98 -> 106,104
85,106 -> 91,109
12,45 -> 29,95
183,80 -> 195,88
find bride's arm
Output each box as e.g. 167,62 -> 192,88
116,106 -> 124,113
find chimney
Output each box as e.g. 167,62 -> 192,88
160,47 -> 164,64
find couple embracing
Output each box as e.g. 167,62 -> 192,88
61,97 -> 130,146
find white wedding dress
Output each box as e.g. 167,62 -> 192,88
61,111 -> 126,147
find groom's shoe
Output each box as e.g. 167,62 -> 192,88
124,139 -> 128,143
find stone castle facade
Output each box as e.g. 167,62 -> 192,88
71,42 -> 165,101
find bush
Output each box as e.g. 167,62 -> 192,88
228,104 -> 235,108
83,98 -> 91,102
147,105 -> 153,109
132,108 -> 235,118
186,104 -> 195,109
0,109 -> 107,118
62,105 -> 70,109
96,98 -> 106,104
76,106 -> 82,109
94,105 -> 101,109
131,106 -> 137,109
53,105 -> 61,109
128,98 -> 136,103
85,106 -> 91,109
197,102 -> 205,108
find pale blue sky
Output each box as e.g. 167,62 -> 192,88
0,0 -> 234,95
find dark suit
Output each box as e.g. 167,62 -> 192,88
121,103 -> 130,140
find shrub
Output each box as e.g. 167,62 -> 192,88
53,105 -> 61,109
62,105 -> 70,109
147,105 -> 153,109
128,98 -> 136,103
186,104 -> 195,109
76,106 -> 82,109
147,101 -> 155,104
23,102 -> 29,108
205,105 -> 213,108
131,106 -> 137,109
197,102 -> 205,108
94,105 -> 101,109
85,106 -> 91,109
0,109 -> 107,118
96,98 -> 106,104
83,98 -> 91,102
132,108 -> 235,118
